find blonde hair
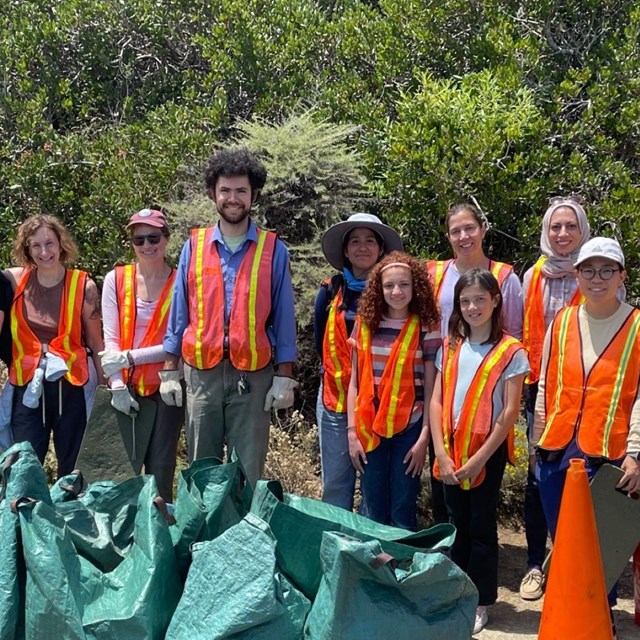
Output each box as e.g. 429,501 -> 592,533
12,215 -> 79,267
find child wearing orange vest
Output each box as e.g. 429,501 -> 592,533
347,252 -> 440,530
430,268 -> 529,634
533,238 -> 640,631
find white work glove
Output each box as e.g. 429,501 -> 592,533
109,387 -> 140,416
44,352 -> 69,381
263,376 -> 299,411
99,350 -> 131,378
158,369 -> 183,407
23,366 -> 45,409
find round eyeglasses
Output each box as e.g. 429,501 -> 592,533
578,266 -> 620,281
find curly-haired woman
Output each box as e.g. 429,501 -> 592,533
347,251 -> 440,530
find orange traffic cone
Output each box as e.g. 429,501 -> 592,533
538,458 -> 613,640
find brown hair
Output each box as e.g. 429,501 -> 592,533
357,251 -> 439,334
444,202 -> 487,233
448,268 -> 504,345
12,215 -> 79,267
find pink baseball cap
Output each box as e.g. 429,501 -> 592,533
126,208 -> 169,230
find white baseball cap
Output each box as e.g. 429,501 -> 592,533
574,237 -> 625,268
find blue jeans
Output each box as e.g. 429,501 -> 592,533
317,387 -> 356,511
536,439 -> 619,605
524,390 -> 548,568
359,419 -> 422,531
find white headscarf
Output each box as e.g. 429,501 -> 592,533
540,200 -> 590,278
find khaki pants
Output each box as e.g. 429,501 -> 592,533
183,361 -> 274,487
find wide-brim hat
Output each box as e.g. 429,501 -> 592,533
321,213 -> 403,271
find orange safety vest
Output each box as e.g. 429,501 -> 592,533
353,315 -> 420,453
181,226 -> 276,371
426,259 -> 514,299
321,285 -> 351,413
538,306 -> 640,459
115,264 -> 176,396
10,268 -> 89,387
522,256 -> 583,384
434,334 -> 524,490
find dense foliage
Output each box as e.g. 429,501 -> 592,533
2,0 -> 640,285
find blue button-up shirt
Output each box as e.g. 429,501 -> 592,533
163,220 -> 297,365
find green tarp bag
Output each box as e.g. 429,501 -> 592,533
16,475 -> 182,640
167,512 -> 310,640
171,454 -> 250,576
0,443 -> 51,640
304,532 -> 477,639
250,480 -> 456,599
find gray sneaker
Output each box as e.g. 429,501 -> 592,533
519,567 -> 545,600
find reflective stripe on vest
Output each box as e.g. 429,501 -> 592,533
539,306 -> 640,459
522,257 -> 583,384
182,226 -> 276,371
115,264 -> 176,396
426,259 -> 452,299
436,334 -> 524,490
10,269 -> 89,386
354,315 -> 420,453
321,287 -> 351,413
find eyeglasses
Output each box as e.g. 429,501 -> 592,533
131,233 -> 163,246
578,266 -> 620,281
548,194 -> 584,206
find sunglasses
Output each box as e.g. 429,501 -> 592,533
130,233 -> 164,246
548,194 -> 584,206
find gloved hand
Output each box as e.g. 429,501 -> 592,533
109,387 -> 140,416
263,376 -> 299,411
158,369 -> 183,407
99,350 -> 131,378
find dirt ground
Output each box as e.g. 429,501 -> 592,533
478,527 -> 638,639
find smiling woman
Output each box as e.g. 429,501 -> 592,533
99,208 -> 183,502
3,214 -> 105,478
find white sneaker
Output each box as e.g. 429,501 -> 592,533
473,605 -> 488,634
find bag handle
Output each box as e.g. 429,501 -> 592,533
10,496 -> 37,514
153,496 -> 176,526
0,451 -> 20,502
369,552 -> 397,571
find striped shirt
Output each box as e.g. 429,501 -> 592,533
351,316 -> 441,425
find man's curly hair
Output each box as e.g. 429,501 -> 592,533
204,147 -> 267,193
357,251 -> 439,334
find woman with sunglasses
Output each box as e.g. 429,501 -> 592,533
100,208 -> 182,502
4,215 -> 104,477
518,196 -> 591,601
426,202 -> 523,524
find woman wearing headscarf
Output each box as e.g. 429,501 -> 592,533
518,196 -> 591,601
314,213 -> 403,510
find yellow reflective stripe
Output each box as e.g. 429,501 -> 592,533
386,315 -> 419,437
10,305 -> 25,386
459,338 -> 518,490
442,346 -> 456,458
62,270 -> 80,372
522,257 -> 546,345
356,324 -> 376,451
327,297 -> 346,412
122,264 -> 135,347
247,230 -> 267,371
540,309 -> 573,444
434,261 -> 445,296
601,312 -> 640,456
194,229 -> 207,370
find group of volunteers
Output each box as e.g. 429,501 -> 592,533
315,197 -> 640,635
0,146 -> 639,635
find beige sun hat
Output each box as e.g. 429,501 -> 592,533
321,213 -> 403,271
